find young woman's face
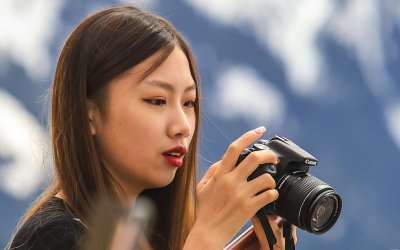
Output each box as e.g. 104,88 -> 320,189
89,46 -> 197,196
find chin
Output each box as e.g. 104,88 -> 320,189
148,171 -> 177,189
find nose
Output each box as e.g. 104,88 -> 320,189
167,106 -> 192,139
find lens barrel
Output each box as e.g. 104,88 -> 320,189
270,172 -> 342,234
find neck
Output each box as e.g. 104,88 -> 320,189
119,188 -> 141,206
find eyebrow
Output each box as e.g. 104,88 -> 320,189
143,80 -> 196,93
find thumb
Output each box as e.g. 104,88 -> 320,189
251,216 -> 271,250
197,161 -> 220,190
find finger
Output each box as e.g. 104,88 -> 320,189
197,161 -> 220,190
276,219 -> 297,245
253,216 -> 283,249
267,216 -> 285,249
251,189 -> 279,210
203,161 -> 220,180
235,149 -> 278,179
268,215 -> 279,221
277,218 -> 285,228
251,216 -> 269,250
216,126 -> 266,176
246,173 -> 276,196
293,225 -> 297,244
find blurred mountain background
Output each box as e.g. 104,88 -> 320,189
1,0 -> 399,249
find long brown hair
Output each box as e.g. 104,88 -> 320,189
14,6 -> 200,250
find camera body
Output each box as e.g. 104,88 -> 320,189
236,136 -> 342,234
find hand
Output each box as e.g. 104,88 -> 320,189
251,215 -> 297,250
185,127 -> 279,249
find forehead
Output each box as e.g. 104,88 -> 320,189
130,46 -> 196,88
107,46 -> 196,96
141,80 -> 197,94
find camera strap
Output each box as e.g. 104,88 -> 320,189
256,209 -> 276,249
256,209 -> 295,250
283,221 -> 295,250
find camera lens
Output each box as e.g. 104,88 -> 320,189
270,172 -> 342,234
311,195 -> 335,229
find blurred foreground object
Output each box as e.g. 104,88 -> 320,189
84,195 -> 155,250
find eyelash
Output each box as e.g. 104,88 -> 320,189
184,100 -> 197,108
143,99 -> 196,108
143,99 -> 166,106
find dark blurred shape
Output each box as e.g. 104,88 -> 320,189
84,195 -> 156,250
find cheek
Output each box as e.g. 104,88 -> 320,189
188,113 -> 197,143
100,108 -> 141,154
131,119 -> 162,144
98,108 -> 164,170
114,109 -> 165,154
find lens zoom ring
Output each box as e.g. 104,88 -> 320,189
276,173 -> 328,227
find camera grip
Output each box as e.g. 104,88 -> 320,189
248,163 -> 277,181
236,148 -> 277,181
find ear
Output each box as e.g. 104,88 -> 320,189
87,100 -> 99,135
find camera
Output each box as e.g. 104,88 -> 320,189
236,136 -> 342,234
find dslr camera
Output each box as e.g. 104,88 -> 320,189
237,136 -> 342,234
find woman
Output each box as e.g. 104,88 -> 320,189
9,6 -> 296,250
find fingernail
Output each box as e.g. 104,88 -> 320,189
253,126 -> 266,134
277,157 -> 280,164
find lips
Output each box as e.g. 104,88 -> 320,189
162,146 -> 187,167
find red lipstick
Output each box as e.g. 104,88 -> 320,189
162,146 -> 187,167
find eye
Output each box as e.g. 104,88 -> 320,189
143,99 -> 166,106
184,100 -> 197,108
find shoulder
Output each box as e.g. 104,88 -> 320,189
10,197 -> 87,250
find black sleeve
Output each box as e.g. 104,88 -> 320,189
10,217 -> 86,250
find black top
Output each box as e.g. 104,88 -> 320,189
10,197 -> 87,250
